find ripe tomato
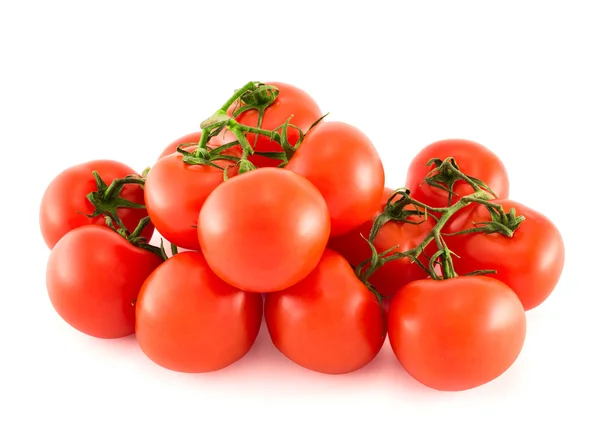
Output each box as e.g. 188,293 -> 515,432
198,168 -> 330,293
445,199 -> 565,310
265,249 -> 385,374
286,121 -> 385,236
157,131 -> 223,160
135,252 -> 263,373
227,81 -> 322,168
46,225 -> 163,339
405,139 -> 509,208
40,160 -> 152,249
327,188 -> 436,297
144,148 -> 239,250
388,276 -> 526,391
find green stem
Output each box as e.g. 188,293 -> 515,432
199,82 -> 261,131
218,81 -> 260,114
253,108 -> 265,148
103,175 -> 145,201
228,119 -> 281,142
230,126 -> 253,158
197,127 -> 211,147
434,231 -> 457,279
228,126 -> 256,174
360,189 -> 492,282
358,157 -> 526,285
128,216 -> 152,239
191,82 -> 313,171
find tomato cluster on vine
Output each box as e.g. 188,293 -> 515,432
39,81 -> 565,391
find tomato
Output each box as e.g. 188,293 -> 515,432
227,82 -> 322,168
265,249 -> 385,374
286,121 -> 385,236
445,199 -> 565,310
40,160 -> 152,249
198,167 -> 330,293
157,131 -> 223,160
144,147 -> 239,251
327,189 -> 436,298
135,251 -> 263,373
405,139 -> 509,208
46,225 -> 163,339
388,276 -> 526,391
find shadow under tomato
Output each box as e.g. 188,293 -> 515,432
98,333 -> 140,351
183,320 -> 437,398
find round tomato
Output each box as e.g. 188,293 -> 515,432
40,160 -> 152,249
157,131 -> 224,160
265,249 -> 385,374
46,225 -> 163,339
445,199 -> 565,310
327,189 -> 436,297
388,276 -> 526,391
145,148 -> 239,251
286,121 -> 385,236
227,82 -> 322,168
198,168 -> 330,293
405,139 -> 509,208
136,251 -> 263,373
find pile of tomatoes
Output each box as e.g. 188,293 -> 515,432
40,81 -> 565,391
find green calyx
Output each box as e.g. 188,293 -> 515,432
445,200 -> 525,237
83,171 -> 147,233
81,170 -> 174,262
368,188 -> 433,243
424,157 -> 497,206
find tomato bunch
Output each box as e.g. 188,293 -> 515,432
40,81 -> 564,391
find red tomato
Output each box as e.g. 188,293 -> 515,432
144,148 -> 239,251
157,131 -> 224,160
405,139 -> 509,208
286,121 -> 385,236
40,160 -> 152,249
227,82 -> 322,168
388,276 -> 526,391
265,249 -> 385,374
198,168 -> 330,293
328,189 -> 436,297
46,225 -> 163,339
136,252 -> 263,373
445,199 -> 565,310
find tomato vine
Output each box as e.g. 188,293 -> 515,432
357,157 -> 526,286
176,81 -> 325,176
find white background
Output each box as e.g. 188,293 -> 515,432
1,1 -> 598,433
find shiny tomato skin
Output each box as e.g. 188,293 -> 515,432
228,82 -> 322,168
445,199 -> 565,310
328,187 -> 436,297
286,121 -> 385,237
157,131 -> 224,160
388,276 -> 526,391
135,252 -> 263,373
40,160 -> 152,249
405,139 -> 509,208
46,225 -> 163,339
198,168 -> 330,293
145,150 -> 238,251
265,249 -> 385,374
